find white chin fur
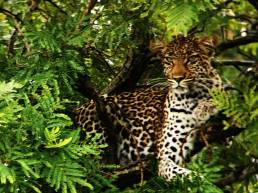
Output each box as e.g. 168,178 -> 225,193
171,82 -> 179,89
171,82 -> 189,93
177,87 -> 188,93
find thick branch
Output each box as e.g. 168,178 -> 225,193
82,45 -> 115,75
102,20 -> 151,94
102,46 -> 151,94
74,40 -> 151,96
216,34 -> 258,54
75,73 -> 99,100
212,59 -> 256,67
0,8 -> 23,54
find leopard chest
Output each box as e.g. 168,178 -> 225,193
157,90 -> 206,165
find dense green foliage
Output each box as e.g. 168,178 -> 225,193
0,80 -> 112,192
0,0 -> 257,192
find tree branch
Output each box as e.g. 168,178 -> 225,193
216,163 -> 258,188
75,73 -> 99,100
216,33 -> 258,54
45,0 -> 67,15
0,8 -> 24,55
102,20 -> 151,94
0,8 -> 23,23
102,46 -> 152,94
6,0 -> 40,55
191,114 -> 245,156
83,45 -> 115,75
85,0 -> 97,16
212,59 -> 256,67
73,0 -> 97,33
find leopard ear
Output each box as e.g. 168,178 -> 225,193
199,36 -> 218,56
149,40 -> 167,55
200,36 -> 218,47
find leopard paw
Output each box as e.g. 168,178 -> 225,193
193,100 -> 218,125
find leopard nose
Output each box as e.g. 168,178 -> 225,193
173,76 -> 185,83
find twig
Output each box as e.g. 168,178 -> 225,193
0,8 -> 23,55
85,0 -> 97,16
0,8 -> 23,23
5,0 -> 40,55
45,0 -> 67,15
237,47 -> 257,60
74,0 -> 97,33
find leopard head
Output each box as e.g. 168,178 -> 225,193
150,35 -> 219,93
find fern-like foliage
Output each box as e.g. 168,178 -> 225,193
0,81 -> 23,126
150,2 -> 198,38
120,172 -> 223,193
0,80 -> 106,192
189,146 -> 224,184
1,0 -> 257,192
44,127 -> 72,148
210,86 -> 258,191
42,161 -> 93,192
148,0 -> 223,40
210,86 -> 258,128
0,163 -> 15,185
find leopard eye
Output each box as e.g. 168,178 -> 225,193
163,57 -> 173,65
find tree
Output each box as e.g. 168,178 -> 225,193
0,0 -> 257,192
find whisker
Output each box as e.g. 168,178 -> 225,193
167,79 -> 175,83
194,82 -> 211,90
147,77 -> 166,82
144,78 -> 169,89
150,82 -> 169,88
196,78 -> 212,81
182,79 -> 193,83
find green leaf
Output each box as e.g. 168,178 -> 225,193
71,178 -> 94,190
0,163 -> 15,184
0,81 -> 22,100
16,160 -> 40,179
28,184 -> 42,193
44,127 -> 72,148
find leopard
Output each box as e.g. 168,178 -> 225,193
74,35 -> 223,181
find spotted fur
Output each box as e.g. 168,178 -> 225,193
74,36 -> 222,180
